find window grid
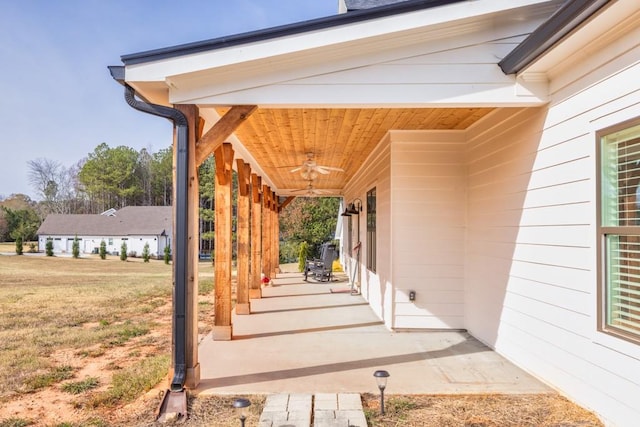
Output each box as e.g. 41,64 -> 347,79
600,119 -> 640,342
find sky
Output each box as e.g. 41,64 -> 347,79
0,0 -> 338,200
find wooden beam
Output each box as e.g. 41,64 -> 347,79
214,143 -> 234,186
174,104 -> 200,389
213,142 -> 234,340
279,196 -> 295,211
235,159 -> 251,315
250,174 -> 262,299
195,105 -> 257,166
236,159 -> 250,197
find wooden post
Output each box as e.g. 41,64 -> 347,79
213,142 -> 234,340
175,104 -> 200,388
271,190 -> 279,277
250,174 -> 262,299
273,192 -> 280,276
235,159 -> 251,315
262,185 -> 272,281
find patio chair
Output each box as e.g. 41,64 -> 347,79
303,242 -> 337,282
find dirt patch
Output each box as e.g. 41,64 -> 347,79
361,393 -> 603,427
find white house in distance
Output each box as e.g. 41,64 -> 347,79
37,206 -> 171,257
112,0 -> 640,425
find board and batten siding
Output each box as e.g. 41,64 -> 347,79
344,134 -> 391,327
465,30 -> 640,424
390,130 -> 466,329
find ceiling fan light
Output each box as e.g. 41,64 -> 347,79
301,169 -> 318,180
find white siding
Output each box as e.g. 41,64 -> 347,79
390,131 -> 466,329
465,29 -> 640,425
343,135 -> 392,327
38,234 -> 167,258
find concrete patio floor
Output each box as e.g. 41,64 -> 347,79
195,270 -> 551,397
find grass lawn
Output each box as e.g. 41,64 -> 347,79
0,254 -> 215,426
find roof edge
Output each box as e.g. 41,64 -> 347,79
120,0 -> 465,66
498,0 -> 611,75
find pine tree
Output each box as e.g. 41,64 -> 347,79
120,242 -> 128,261
164,245 -> 170,265
72,235 -> 80,259
15,236 -> 23,255
142,242 -> 150,263
45,239 -> 54,256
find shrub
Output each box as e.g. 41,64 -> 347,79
15,236 -> 23,255
163,245 -> 170,265
120,242 -> 127,261
45,239 -> 54,257
142,243 -> 150,263
72,236 -> 80,259
99,240 -> 106,260
28,243 -> 36,253
61,377 -> 100,394
298,241 -> 309,272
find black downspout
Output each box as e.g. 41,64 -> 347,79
108,66 -> 189,392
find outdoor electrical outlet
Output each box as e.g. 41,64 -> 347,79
409,291 -> 416,301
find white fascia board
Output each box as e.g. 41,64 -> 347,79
124,0 -> 557,85
191,80 -> 547,108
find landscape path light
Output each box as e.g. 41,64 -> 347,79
232,397 -> 251,427
373,369 -> 390,415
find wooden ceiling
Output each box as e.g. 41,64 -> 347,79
217,107 -> 495,196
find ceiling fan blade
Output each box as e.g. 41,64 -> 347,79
290,166 -> 302,173
314,166 -> 331,174
320,166 -> 344,172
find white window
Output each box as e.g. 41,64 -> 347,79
599,118 -> 640,342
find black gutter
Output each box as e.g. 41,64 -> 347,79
108,65 -> 189,392
121,0 -> 465,65
499,0 -> 611,75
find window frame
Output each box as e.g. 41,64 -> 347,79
366,187 -> 376,273
597,116 -> 640,344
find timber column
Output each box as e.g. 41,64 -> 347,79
249,174 -> 262,299
262,185 -> 272,282
235,159 -> 251,314
175,104 -> 200,388
272,190 -> 279,277
213,143 -> 234,340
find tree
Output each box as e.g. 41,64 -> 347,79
45,239 -> 54,257
2,206 -> 41,243
27,158 -> 80,215
99,240 -> 107,260
72,235 -> 80,259
151,147 -> 173,206
280,197 -> 341,258
142,242 -> 150,263
120,242 -> 128,261
78,143 -> 142,212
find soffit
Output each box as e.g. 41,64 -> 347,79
209,106 -> 495,196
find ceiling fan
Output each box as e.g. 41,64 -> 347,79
289,152 -> 344,180
290,181 -> 332,196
